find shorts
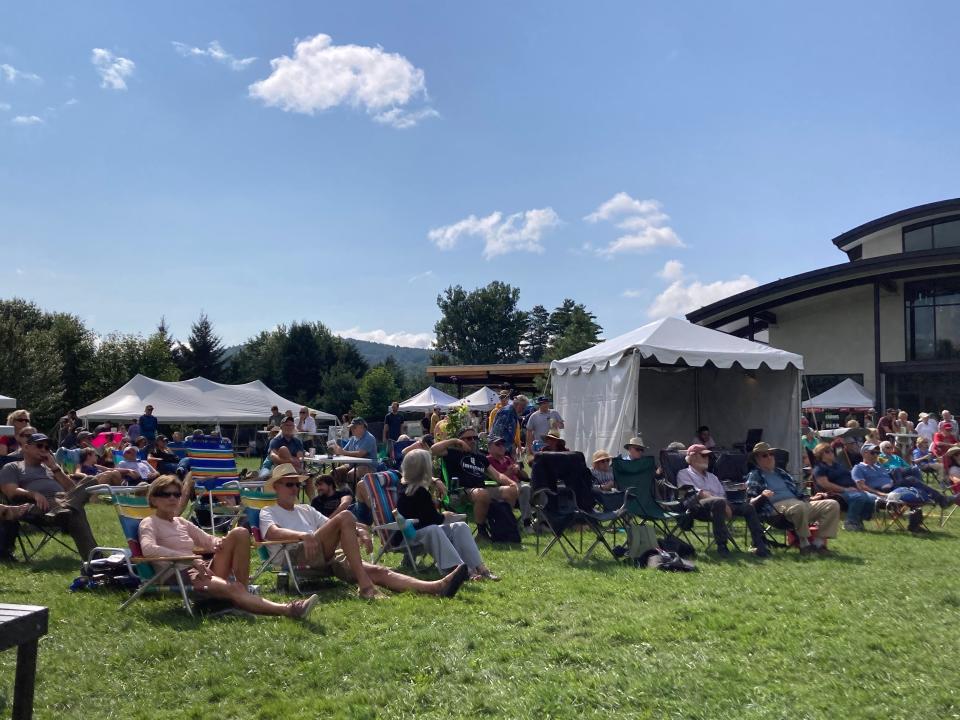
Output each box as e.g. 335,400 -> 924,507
289,546 -> 356,583
466,485 -> 510,501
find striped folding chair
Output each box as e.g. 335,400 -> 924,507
356,470 -> 425,569
87,485 -> 199,616
185,439 -> 242,534
238,482 -> 307,594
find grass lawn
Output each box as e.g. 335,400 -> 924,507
2,473 -> 960,719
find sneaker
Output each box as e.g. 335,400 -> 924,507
441,564 -> 469,598
716,544 -> 730,557
843,521 -> 864,532
475,524 -> 491,541
753,546 -> 771,558
290,593 -> 319,620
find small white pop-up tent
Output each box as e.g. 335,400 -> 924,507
77,375 -> 335,423
802,378 -> 875,412
399,386 -> 459,412
551,317 -> 805,475
0,394 -> 16,410
460,386 -> 499,411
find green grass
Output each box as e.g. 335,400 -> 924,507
3,481 -> 960,719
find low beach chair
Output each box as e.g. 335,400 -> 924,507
185,438 -> 242,534
356,470 -> 426,569
238,481 -> 307,594
88,485 -> 200,616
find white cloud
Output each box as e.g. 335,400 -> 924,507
646,260 -> 758,319
172,41 -> 256,71
428,207 -> 561,260
585,192 -> 684,255
0,102 -> 10,111
64,98 -> 79,106
621,289 -> 643,298
249,33 -> 436,128
91,49 -> 135,90
408,270 -> 434,283
0,64 -> 41,83
11,115 -> 42,125
335,327 -> 434,349
658,259 -> 684,281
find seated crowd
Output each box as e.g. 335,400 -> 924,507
4,398 -> 960,620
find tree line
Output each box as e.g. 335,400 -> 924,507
1,284 -> 601,432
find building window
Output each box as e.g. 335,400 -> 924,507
904,277 -> 960,360
903,215 -> 960,252
803,373 -> 865,399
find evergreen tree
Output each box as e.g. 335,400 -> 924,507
180,312 -> 226,381
522,304 -> 551,362
545,304 -> 603,360
434,282 -> 527,364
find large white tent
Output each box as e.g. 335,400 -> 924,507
550,317 -> 805,475
459,386 -> 499,411
802,378 -> 875,412
0,394 -> 16,410
399,386 -> 459,412
77,375 -> 335,423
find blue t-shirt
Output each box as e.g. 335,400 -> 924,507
851,462 -> 892,491
383,412 -> 404,441
344,431 -> 378,463
139,415 -> 159,439
263,434 -> 306,470
761,469 -> 796,503
813,461 -> 855,489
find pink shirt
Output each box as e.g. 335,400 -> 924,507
138,515 -> 216,557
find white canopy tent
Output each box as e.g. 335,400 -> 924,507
550,317 -> 805,475
802,378 -> 875,412
0,394 -> 16,410
459,386 -> 499,411
77,374 -> 335,423
398,386 -> 459,413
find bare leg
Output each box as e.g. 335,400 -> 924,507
469,488 -> 491,524
209,527 -> 251,585
364,563 -> 464,595
194,576 -> 298,616
313,512 -> 377,594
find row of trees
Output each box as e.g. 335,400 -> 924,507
433,282 -> 603,365
2,283 -> 602,431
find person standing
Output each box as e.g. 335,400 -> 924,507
383,401 -> 404,456
138,405 -> 159,446
916,412 -> 937,444
524,396 -> 564,452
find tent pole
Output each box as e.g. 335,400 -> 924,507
694,368 -> 701,430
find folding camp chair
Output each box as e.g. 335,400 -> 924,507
15,515 -> 83,562
238,481 -> 308,594
185,438 -> 243,534
356,470 -> 426,570
613,455 -> 699,544
87,484 -> 199,616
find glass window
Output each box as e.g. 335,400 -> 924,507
936,306 -> 960,359
905,277 -> 960,360
904,225 -> 933,252
934,219 -> 960,249
911,306 -> 936,359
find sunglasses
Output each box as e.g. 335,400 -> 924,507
31,443 -> 50,450
13,418 -> 29,423
596,458 -> 611,464
278,481 -> 303,489
154,491 -> 182,499
756,452 -> 773,458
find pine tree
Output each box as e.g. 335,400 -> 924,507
180,312 -> 226,381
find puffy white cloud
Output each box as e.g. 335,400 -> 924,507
647,260 -> 758,319
428,207 -> 561,260
91,49 -> 135,90
335,327 -> 434,349
585,192 -> 684,255
621,289 -> 643,298
11,115 -> 42,125
0,64 -> 41,83
249,33 -> 436,128
172,41 -> 256,71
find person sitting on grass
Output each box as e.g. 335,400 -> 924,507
852,443 -> 958,508
677,444 -> 770,557
117,445 -> 159,484
309,473 -> 354,519
138,474 -> 318,619
431,427 -> 519,541
397,449 -> 499,581
810,442 -> 877,532
261,463 -> 468,600
746,442 -> 840,556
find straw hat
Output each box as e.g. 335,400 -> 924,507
623,436 -> 646,450
592,449 -> 613,464
946,446 -> 960,458
749,441 -> 780,462
265,463 -> 305,493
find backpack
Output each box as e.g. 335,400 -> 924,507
485,500 -> 521,543
626,524 -> 658,560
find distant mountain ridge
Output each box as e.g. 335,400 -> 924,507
222,338 -> 433,377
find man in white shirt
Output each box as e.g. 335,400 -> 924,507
941,409 -> 957,435
296,407 -> 317,434
116,445 -> 158,483
916,412 -> 937,443
260,464 -> 467,599
525,396 -> 564,452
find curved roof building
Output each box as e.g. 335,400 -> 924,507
687,199 -> 960,413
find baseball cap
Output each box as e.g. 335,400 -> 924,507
860,442 -> 879,453
26,433 -> 49,445
536,396 -> 550,404
686,444 -> 711,456
350,417 -> 367,427
488,435 -> 505,445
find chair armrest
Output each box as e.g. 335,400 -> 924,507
371,519 -> 420,533
132,554 -> 199,563
255,539 -> 304,547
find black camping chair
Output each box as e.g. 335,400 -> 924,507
613,455 -> 699,544
734,428 -> 763,453
16,515 -> 83,562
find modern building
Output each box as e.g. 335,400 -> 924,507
687,199 -> 960,414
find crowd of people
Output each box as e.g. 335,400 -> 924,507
4,396 -> 960,619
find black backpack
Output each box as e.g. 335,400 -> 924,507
486,500 -> 521,543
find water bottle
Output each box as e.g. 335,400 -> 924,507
276,572 -> 289,593
393,509 -> 417,540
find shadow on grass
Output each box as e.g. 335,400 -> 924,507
25,555 -> 82,573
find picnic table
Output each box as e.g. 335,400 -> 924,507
303,454 -> 375,472
0,603 -> 48,720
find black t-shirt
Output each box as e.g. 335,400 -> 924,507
310,490 -> 351,517
814,461 -> 855,489
445,449 -> 489,488
384,412 -> 404,441
397,486 -> 443,528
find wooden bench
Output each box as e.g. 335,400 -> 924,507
0,604 -> 48,720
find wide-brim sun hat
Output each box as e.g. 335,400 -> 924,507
265,463 -> 306,493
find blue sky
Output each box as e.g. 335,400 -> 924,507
4,2 -> 960,348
